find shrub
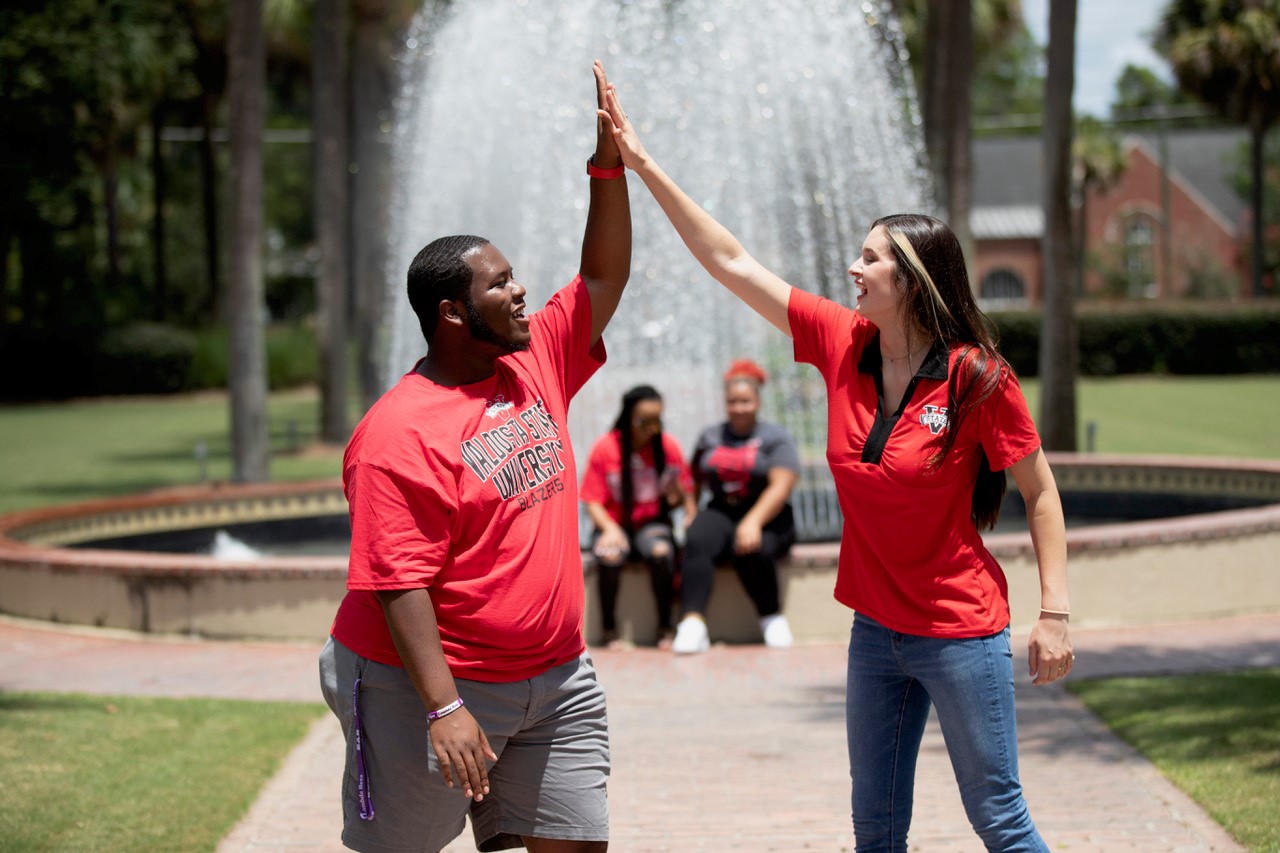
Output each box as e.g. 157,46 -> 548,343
989,304 -> 1280,377
266,323 -> 317,389
0,329 -> 96,400
187,323 -> 318,390
93,323 -> 198,394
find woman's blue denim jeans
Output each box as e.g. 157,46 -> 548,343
846,612 -> 1048,853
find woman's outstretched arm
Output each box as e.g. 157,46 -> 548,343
597,69 -> 793,337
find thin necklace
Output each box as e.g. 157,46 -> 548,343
882,340 -> 915,363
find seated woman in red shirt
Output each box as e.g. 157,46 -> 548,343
581,385 -> 697,648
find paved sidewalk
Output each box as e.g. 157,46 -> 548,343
3,614 -> 1278,852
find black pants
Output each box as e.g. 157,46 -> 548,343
593,521 -> 676,633
680,504 -> 795,617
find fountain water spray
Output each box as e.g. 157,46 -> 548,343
383,0 -> 932,535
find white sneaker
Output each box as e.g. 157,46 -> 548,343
759,614 -> 793,648
671,616 -> 710,654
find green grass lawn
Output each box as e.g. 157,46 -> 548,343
0,692 -> 325,853
0,388 -> 346,514
0,376 -> 1276,515
1069,670 -> 1280,853
1020,375 -> 1280,460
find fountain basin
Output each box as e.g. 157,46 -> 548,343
1,454 -> 1278,644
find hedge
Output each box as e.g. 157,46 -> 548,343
0,322 -> 319,400
2,305 -> 1276,400
988,305 -> 1280,377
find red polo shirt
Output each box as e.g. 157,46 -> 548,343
789,288 -> 1041,638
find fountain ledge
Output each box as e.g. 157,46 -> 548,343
1,454 -> 1278,643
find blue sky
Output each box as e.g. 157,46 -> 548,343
1020,0 -> 1172,116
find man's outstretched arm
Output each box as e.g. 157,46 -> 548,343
580,59 -> 632,347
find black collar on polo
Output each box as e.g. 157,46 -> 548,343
856,332 -> 949,465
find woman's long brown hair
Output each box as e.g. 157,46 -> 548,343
873,213 -> 1011,531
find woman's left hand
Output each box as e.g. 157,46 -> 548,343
1028,615 -> 1074,685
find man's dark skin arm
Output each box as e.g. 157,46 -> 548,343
582,60 -> 632,347
377,588 -> 496,801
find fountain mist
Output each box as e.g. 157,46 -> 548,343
383,0 -> 932,535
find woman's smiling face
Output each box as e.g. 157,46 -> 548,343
847,225 -> 902,327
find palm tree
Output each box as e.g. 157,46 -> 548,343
227,0 -> 270,482
896,0 -> 1023,271
1157,0 -> 1280,297
351,0 -> 418,411
1072,116 -> 1127,294
1039,0 -> 1079,452
313,0 -> 350,443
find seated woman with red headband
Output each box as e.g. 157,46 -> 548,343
671,359 -> 800,654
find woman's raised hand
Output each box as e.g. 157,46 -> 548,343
594,62 -> 649,172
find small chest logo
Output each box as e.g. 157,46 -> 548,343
484,395 -> 515,418
919,405 -> 950,435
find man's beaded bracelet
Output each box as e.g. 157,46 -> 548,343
427,697 -> 464,722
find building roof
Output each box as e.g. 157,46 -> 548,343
1136,128 -> 1248,224
972,136 -> 1046,207
971,127 -> 1249,233
971,205 -> 1043,240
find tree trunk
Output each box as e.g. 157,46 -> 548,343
1075,194 -> 1087,297
103,147 -> 121,293
313,0 -> 350,442
1249,115 -> 1267,297
1038,0 -> 1078,451
351,0 -> 396,411
0,199 -> 13,333
151,109 -> 168,321
922,2 -> 948,211
227,0 -> 270,482
941,0 -> 974,279
199,90 -> 221,319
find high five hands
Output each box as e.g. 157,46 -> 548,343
594,61 -> 649,172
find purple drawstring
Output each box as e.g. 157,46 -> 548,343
352,676 -> 375,820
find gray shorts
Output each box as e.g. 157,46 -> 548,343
319,636 -> 610,852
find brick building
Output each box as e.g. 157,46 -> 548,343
970,128 -> 1250,307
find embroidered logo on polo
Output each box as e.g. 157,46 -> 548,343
459,398 -> 567,500
919,405 -> 950,435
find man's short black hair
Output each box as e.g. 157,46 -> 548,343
406,235 -> 490,343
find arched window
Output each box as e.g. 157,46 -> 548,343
1122,215 -> 1157,298
979,268 -> 1026,308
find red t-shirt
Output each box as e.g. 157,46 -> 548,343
789,287 -> 1041,638
330,277 -> 604,681
580,431 -> 692,527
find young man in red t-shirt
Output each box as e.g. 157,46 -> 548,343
319,62 -> 628,853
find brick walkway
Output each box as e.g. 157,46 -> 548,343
4,613 -> 1278,852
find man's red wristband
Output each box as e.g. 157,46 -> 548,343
586,157 -> 625,180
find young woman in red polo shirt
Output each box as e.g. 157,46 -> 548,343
597,73 -> 1072,852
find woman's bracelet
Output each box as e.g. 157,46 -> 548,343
427,697 -> 464,722
1039,608 -> 1071,617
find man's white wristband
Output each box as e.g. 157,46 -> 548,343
427,697 -> 464,722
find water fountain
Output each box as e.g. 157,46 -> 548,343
1,1 -> 1277,643
381,0 -> 931,497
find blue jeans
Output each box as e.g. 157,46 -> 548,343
846,613 -> 1048,853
